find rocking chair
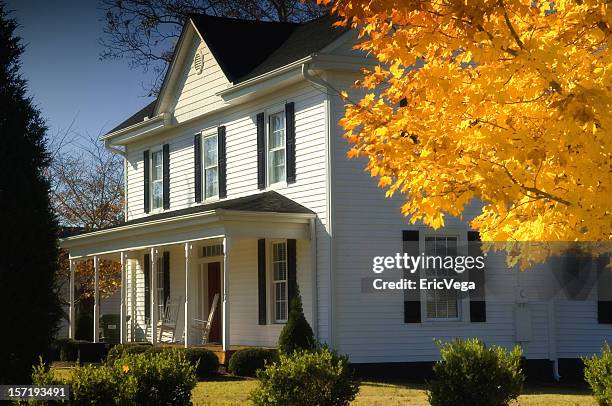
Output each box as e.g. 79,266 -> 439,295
190,293 -> 219,345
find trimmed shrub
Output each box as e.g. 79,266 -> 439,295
106,342 -> 152,364
32,347 -> 197,405
427,338 -> 524,406
70,363 -> 123,405
184,347 -> 220,378
584,342 -> 612,406
52,338 -> 81,361
118,349 -> 197,406
250,347 -> 359,406
228,348 -> 277,377
277,285 -> 316,355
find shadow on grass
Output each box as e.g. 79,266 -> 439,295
523,384 -> 592,397
201,374 -> 255,382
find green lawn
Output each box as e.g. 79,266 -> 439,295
192,376 -> 596,406
52,368 -> 596,405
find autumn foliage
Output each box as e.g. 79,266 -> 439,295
322,1 -> 610,252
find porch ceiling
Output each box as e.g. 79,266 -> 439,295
61,192 -> 315,258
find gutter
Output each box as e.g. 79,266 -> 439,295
217,55 -> 313,98
100,112 -> 171,142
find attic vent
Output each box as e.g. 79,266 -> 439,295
194,49 -> 204,75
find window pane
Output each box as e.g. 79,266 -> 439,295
152,151 -> 163,181
269,150 -> 286,183
204,135 -> 218,167
269,113 -> 285,148
152,181 -> 163,209
205,167 -> 218,198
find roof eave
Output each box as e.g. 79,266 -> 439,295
100,112 -> 171,145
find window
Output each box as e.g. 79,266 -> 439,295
268,111 -> 286,184
424,236 -> 459,319
203,134 -> 219,198
272,241 -> 288,322
151,149 -> 164,210
156,256 -> 165,321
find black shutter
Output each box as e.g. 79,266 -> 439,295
468,231 -> 487,322
287,239 -> 297,305
162,144 -> 170,210
163,251 -> 170,308
403,230 -> 421,323
256,112 -> 266,190
285,102 -> 296,183
143,150 -> 150,213
194,134 -> 202,203
218,126 -> 227,198
258,239 -> 266,325
144,253 -> 151,319
597,255 -> 612,324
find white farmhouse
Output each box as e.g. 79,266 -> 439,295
60,13 -> 612,378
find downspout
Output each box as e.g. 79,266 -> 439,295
104,140 -> 128,222
302,62 -> 336,346
548,299 -> 562,381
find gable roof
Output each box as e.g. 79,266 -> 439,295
107,13 -> 348,135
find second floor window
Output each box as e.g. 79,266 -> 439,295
151,149 -> 164,210
424,236 -> 459,320
203,133 -> 219,198
268,111 -> 286,184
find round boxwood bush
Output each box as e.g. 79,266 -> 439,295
107,342 -> 152,364
584,342 -> 612,406
250,347 -> 359,406
427,338 -> 524,406
183,348 -> 220,378
228,348 -> 277,377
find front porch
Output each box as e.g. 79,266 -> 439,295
60,192 -> 317,357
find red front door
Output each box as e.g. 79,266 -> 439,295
207,262 -> 221,343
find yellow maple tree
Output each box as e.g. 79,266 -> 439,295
321,0 -> 611,263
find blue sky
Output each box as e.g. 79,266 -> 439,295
6,0 -> 157,141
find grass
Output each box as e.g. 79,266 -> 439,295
191,377 -> 597,406
52,368 -> 596,405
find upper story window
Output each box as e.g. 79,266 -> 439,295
424,236 -> 459,320
151,149 -> 164,211
272,241 -> 288,323
268,111 -> 286,185
203,133 -> 219,199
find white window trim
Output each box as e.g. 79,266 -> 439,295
150,146 -> 164,213
265,104 -> 288,189
270,239 -> 289,324
420,232 -> 468,323
201,131 -> 220,201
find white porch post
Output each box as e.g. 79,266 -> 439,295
68,259 -> 75,339
184,243 -> 192,348
93,256 -> 100,343
222,236 -> 231,352
150,248 -> 158,345
120,252 -> 127,344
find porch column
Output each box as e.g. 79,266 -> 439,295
184,242 -> 192,348
93,256 -> 100,343
120,252 -> 127,344
150,248 -> 158,345
222,236 -> 231,352
68,258 -> 75,339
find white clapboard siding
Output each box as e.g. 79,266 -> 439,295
124,80 -> 330,342
170,34 -> 230,124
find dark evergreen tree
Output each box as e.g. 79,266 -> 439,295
277,284 -> 316,354
0,2 -> 62,384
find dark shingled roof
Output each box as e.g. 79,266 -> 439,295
66,191 -> 314,238
108,13 -> 348,135
108,100 -> 157,134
